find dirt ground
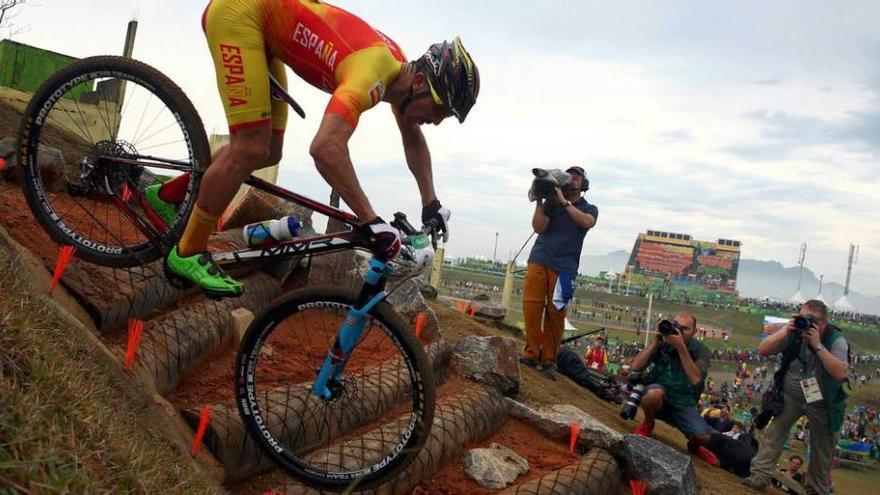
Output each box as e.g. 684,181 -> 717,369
413,418 -> 578,494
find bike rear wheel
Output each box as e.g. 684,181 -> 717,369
18,56 -> 210,267
235,286 -> 435,491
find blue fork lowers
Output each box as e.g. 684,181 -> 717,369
312,257 -> 392,399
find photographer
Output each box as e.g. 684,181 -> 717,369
742,300 -> 849,494
519,166 -> 598,380
627,312 -> 719,465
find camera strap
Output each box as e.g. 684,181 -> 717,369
771,335 -> 803,393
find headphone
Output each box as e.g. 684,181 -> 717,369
565,166 -> 590,192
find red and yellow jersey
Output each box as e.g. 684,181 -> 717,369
203,0 -> 406,131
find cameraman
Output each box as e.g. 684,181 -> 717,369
742,300 -> 849,494
628,312 -> 718,465
520,166 -> 598,380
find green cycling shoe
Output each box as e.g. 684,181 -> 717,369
143,183 -> 178,225
164,245 -> 244,299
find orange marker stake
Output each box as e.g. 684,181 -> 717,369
569,422 -> 581,453
629,479 -> 647,495
456,300 -> 467,312
468,305 -> 478,317
191,404 -> 214,456
49,245 -> 76,295
414,312 -> 426,338
124,318 -> 145,370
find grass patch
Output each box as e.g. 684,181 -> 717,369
0,248 -> 222,494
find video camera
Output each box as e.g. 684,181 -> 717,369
528,168 -> 572,202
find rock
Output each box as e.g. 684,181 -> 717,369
463,443 -> 529,489
475,303 -> 506,321
415,276 -> 438,299
0,136 -> 68,192
504,399 -> 624,451
231,308 -> 254,341
387,277 -> 442,345
452,335 -> 520,394
306,250 -> 370,291
616,434 -> 698,495
473,293 -> 491,301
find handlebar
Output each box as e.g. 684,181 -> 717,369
391,212 -> 441,248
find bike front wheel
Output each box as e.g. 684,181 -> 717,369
18,56 -> 210,267
235,286 -> 435,491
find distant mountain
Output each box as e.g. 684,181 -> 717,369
736,259 -> 880,315
579,251 -> 880,316
579,250 -> 631,276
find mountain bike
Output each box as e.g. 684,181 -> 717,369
17,55 -> 437,490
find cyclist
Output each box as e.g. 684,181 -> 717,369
145,0 -> 479,298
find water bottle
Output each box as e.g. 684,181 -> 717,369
242,215 -> 301,247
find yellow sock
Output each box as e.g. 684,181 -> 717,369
177,204 -> 218,257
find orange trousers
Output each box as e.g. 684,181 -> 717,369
521,262 -> 566,366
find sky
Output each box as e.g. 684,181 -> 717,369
7,0 -> 880,297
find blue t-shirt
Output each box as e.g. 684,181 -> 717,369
527,198 -> 598,273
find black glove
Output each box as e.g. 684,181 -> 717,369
357,217 -> 401,261
421,200 -> 451,242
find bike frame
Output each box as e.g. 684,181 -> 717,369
210,175 -> 397,399
102,77 -> 401,400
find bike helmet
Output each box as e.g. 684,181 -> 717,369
415,36 -> 480,123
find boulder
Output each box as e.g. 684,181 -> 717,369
305,250 -> 370,291
616,434 -> 698,495
386,278 -> 442,345
463,443 -> 529,489
504,399 -> 624,451
452,335 -> 520,394
414,275 -> 438,300
475,303 -> 507,320
0,137 -> 69,192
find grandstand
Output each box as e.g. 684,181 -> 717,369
626,230 -> 741,296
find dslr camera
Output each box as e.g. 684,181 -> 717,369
619,372 -> 647,420
792,314 -> 817,334
657,319 -> 680,337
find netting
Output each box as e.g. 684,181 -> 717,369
182,341 -> 451,483
498,448 -> 621,495
286,382 -> 508,494
131,271 -> 281,395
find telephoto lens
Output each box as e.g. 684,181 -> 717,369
620,383 -> 647,420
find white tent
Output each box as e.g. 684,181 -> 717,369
832,295 -> 856,314
815,293 -> 827,304
789,291 -> 806,304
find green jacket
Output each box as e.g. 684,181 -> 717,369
783,325 -> 849,432
645,339 -> 711,411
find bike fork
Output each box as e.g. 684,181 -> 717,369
312,257 -> 392,399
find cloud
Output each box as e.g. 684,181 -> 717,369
657,128 -> 694,143
751,79 -> 780,86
